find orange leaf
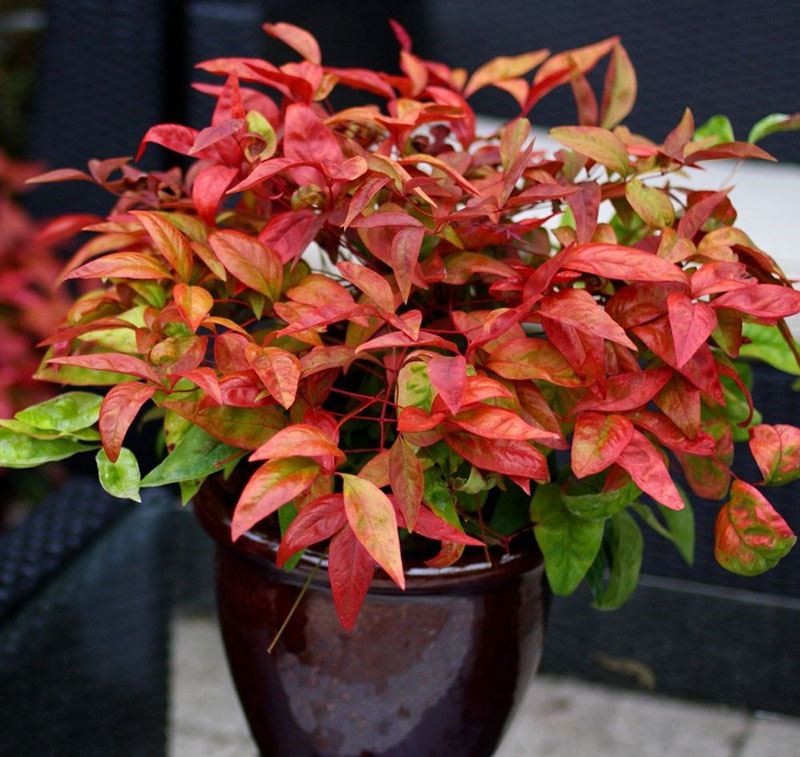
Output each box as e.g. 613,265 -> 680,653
341,473 -> 405,589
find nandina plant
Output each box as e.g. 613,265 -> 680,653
2,22 -> 800,628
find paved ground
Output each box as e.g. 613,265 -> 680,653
170,615 -> 800,756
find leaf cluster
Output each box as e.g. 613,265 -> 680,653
3,22 -> 800,628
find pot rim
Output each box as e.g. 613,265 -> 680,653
193,474 -> 544,596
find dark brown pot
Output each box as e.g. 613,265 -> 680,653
193,476 -> 549,757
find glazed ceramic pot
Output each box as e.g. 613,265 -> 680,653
193,475 -> 549,757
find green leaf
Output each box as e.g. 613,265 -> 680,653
35,347 -> 132,386
531,483 -> 605,595
549,125 -> 631,176
16,391 -> 102,432
0,417 -> 100,441
396,361 -> 433,412
715,480 -> 796,575
593,511 -> 643,610
625,179 -> 674,228
245,110 -> 278,160
739,323 -> 800,375
694,115 -> 735,145
0,428 -> 94,468
278,501 -> 304,571
488,486 -> 531,536
663,488 -> 695,566
96,447 -> 141,502
179,477 -> 206,505
423,466 -> 461,529
747,113 -> 800,144
141,424 -> 244,486
631,489 -> 695,566
561,474 -> 641,520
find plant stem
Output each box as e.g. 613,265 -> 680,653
267,552 -> 325,655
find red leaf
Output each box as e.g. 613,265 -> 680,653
565,181 -> 601,243
48,354 -> 162,384
132,211 -> 194,281
324,67 -> 396,100
391,226 -> 425,303
686,141 -> 775,164
661,107 -> 694,161
487,337 -> 586,387
328,525 -> 375,630
464,49 -> 548,98
566,243 -> 688,285
606,282 -> 682,329
99,382 -> 156,463
677,190 -> 728,239
600,42 -> 637,129
263,22 -> 321,64
259,209 -> 325,264
350,211 -> 427,232
136,123 -> 199,160
336,260 -> 395,313
515,383 -> 568,449
64,252 -> 171,281
284,101 -> 342,166
690,261 -> 757,298
173,283 -> 214,332
676,418 -> 733,500
571,412 -> 633,478
341,474 -> 404,589
389,437 -> 424,531
189,118 -> 244,155
632,318 -> 724,403
711,284 -> 800,320
654,373 -> 700,439
398,505 -> 483,546
300,345 -> 356,376
250,424 -> 344,463
231,457 -> 320,541
182,367 -> 223,405
27,167 -> 92,184
354,331 -> 458,355
616,430 -> 683,509
427,355 -> 467,414
625,410 -> 715,456
667,292 -> 717,368
163,402 -> 285,449
192,164 -> 239,226
539,288 -> 637,349
245,344 -> 301,409
570,366 -> 672,414
748,424 -> 800,486
444,433 -> 549,481
397,407 -> 446,433
208,229 -> 283,299
462,375 -> 514,405
359,450 -> 391,488
276,494 -> 347,567
448,405 -> 553,442
443,253 -> 516,285
715,480 -> 796,576
343,176 -> 392,228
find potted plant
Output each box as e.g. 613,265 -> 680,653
2,20 -> 800,756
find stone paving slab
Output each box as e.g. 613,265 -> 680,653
170,616 -> 800,757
